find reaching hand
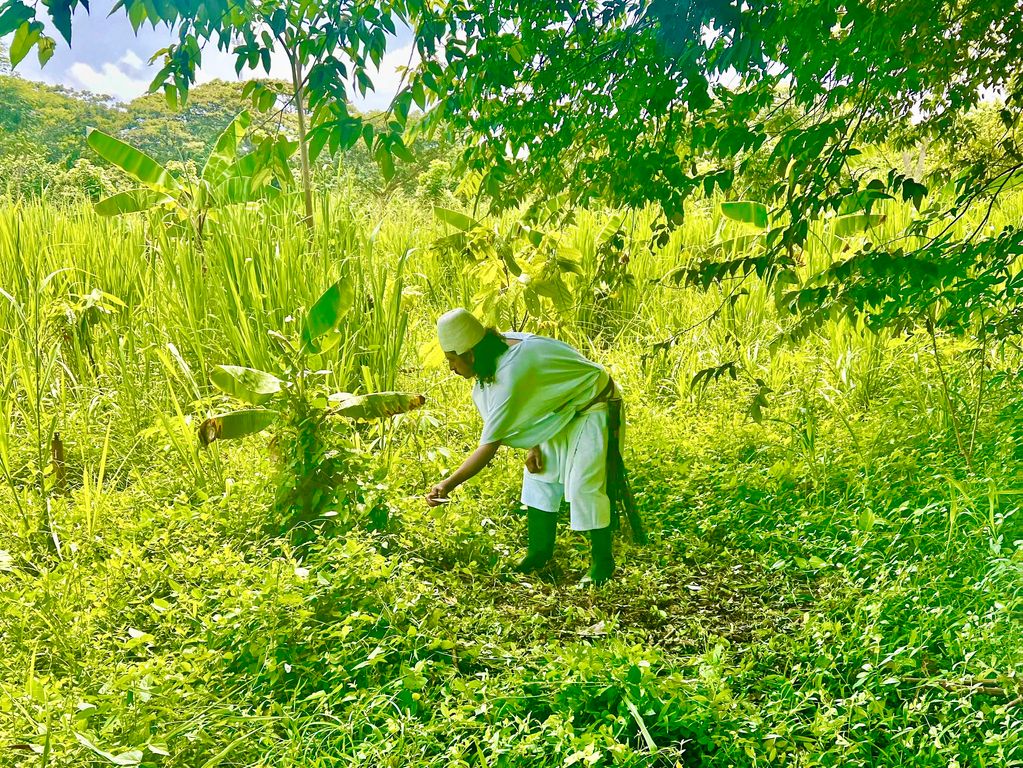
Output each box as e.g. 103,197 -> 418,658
525,446 -> 544,474
426,483 -> 450,507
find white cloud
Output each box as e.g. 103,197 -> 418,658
67,60 -> 150,101
119,50 -> 145,71
191,43 -> 292,86
354,42 -> 419,111
63,42 -> 289,103
61,38 -> 414,110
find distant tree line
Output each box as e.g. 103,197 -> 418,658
0,45 -> 460,204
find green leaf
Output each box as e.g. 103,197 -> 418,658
86,129 -> 180,191
210,365 -> 283,405
376,143 -> 395,181
705,234 -> 762,256
268,8 -> 286,35
197,730 -> 259,768
73,733 -> 143,766
270,137 -> 298,183
901,179 -> 928,210
391,138 -> 415,164
832,213 -> 886,238
126,0 -> 147,31
257,88 -> 276,112
197,409 -> 277,445
518,224 -> 546,248
411,79 -> 427,109
434,206 -> 481,232
500,249 -> 522,277
0,2 -> 33,38
213,177 -> 280,205
226,144 -> 272,183
46,0 -> 73,44
10,20 -> 42,67
302,278 -> 355,351
528,192 -> 570,226
203,110 -> 251,184
36,34 -> 55,66
94,189 -> 172,216
556,256 -> 583,274
838,188 -> 893,215
720,201 -> 768,229
328,392 -> 426,420
598,213 -> 624,243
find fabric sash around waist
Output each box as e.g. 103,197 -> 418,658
576,375 -> 616,416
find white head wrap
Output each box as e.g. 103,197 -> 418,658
437,308 -> 486,355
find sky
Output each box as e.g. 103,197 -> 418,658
1,2 -> 414,110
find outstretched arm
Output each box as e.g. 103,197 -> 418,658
427,441 -> 501,505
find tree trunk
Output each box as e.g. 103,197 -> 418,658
289,50 -> 314,230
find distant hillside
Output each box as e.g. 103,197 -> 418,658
0,74 -> 262,165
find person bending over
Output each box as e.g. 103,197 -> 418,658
425,308 -> 620,585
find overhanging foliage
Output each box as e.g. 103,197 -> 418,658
3,0 -> 1023,332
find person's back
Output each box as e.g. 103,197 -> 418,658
470,332 -> 609,449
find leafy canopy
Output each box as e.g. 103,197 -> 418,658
4,0 -> 1023,332
7,1 -> 1018,200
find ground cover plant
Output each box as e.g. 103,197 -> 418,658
0,184 -> 1021,766
2,1 -> 1023,764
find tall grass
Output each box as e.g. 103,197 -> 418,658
2,188 -> 1021,485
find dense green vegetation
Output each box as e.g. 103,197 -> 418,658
0,67 -> 455,203
2,1 -> 1023,765
2,178 -> 1022,764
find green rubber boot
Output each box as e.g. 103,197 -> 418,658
583,525 -> 616,586
512,507 -> 557,573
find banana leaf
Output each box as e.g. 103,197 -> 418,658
211,365 -> 283,405
720,201 -> 769,229
302,278 -> 356,352
833,213 -> 887,238
86,128 -> 180,191
704,233 -> 764,256
434,205 -> 481,232
94,189 -> 173,216
198,409 -> 277,445
202,110 -> 251,184
327,391 -> 426,420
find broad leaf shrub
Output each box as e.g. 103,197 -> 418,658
197,278 -> 424,543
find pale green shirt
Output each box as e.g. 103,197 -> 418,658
471,332 -> 608,449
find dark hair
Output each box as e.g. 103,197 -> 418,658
468,328 -> 510,385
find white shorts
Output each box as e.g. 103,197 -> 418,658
520,402 -> 621,531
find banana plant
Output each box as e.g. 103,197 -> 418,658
189,277 -> 425,536
197,389 -> 427,446
87,110 -> 297,239
196,277 -> 426,447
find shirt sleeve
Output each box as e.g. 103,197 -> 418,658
470,384 -> 485,420
472,382 -> 508,445
479,389 -> 515,445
